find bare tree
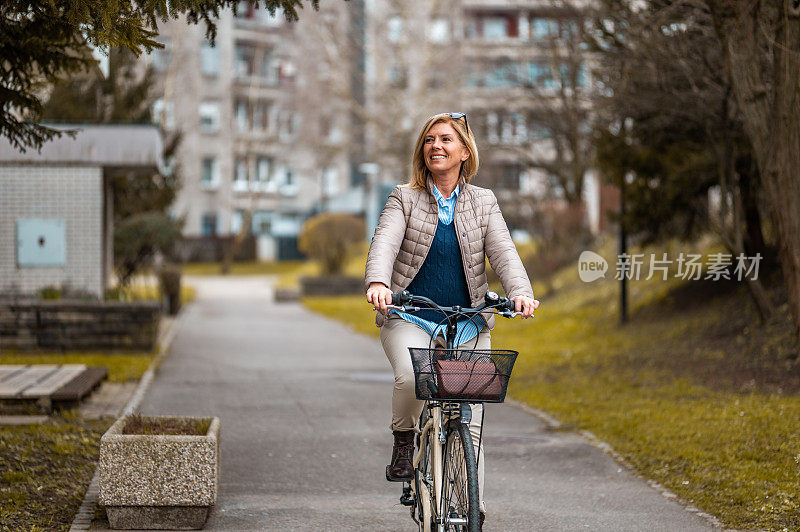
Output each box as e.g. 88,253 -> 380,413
590,0 -> 775,324
705,0 -> 800,356
515,1 -> 594,206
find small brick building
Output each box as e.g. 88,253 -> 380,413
0,124 -> 163,298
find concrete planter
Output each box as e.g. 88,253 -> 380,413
299,275 -> 364,296
98,415 -> 220,530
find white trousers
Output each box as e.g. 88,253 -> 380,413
380,316 -> 489,512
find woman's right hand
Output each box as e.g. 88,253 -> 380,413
366,282 -> 393,314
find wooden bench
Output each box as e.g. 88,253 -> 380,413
0,364 -> 108,413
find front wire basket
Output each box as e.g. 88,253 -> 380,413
408,348 -> 518,403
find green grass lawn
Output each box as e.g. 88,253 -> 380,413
304,236 -> 800,531
0,412 -> 112,531
1,276 -> 189,530
108,282 -> 196,306
0,352 -> 155,383
181,260 -> 305,277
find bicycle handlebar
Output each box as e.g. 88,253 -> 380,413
387,290 -> 525,319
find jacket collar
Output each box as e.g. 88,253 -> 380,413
426,176 -> 468,205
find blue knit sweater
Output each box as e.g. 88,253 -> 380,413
405,220 -> 472,324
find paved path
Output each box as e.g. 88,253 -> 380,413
137,276 -> 716,531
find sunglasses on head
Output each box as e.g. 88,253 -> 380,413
430,112 -> 469,133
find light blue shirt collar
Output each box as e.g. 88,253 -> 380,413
432,184 -> 459,225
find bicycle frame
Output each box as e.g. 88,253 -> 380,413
383,290 -> 526,531
414,400 -> 469,531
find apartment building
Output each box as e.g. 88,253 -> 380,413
363,0 -> 611,235
148,0 -> 609,257
145,2 -> 356,259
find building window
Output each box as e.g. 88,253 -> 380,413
201,213 -> 218,236
527,61 -> 555,89
231,210 -> 244,234
253,102 -> 266,131
531,18 -> 556,41
389,64 -> 408,88
427,19 -> 449,43
487,112 -> 499,144
252,211 -> 273,234
235,100 -> 249,132
257,8 -> 283,26
200,41 -> 220,76
466,13 -> 519,40
152,98 -> 175,130
387,16 -> 403,43
321,167 -> 339,195
255,156 -> 272,185
268,103 -> 279,132
512,112 -> 527,144
236,1 -> 255,19
484,17 -> 509,39
485,62 -> 519,88
279,59 -> 296,83
199,101 -> 220,132
501,114 -> 515,143
234,157 -> 248,191
261,51 -> 279,85
499,164 -> 522,190
235,45 -> 254,78
279,111 -> 300,141
148,42 -> 171,71
237,1 -> 283,25
201,157 -> 219,189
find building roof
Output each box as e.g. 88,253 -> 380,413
0,123 -> 164,171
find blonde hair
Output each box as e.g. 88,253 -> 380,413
409,113 -> 479,190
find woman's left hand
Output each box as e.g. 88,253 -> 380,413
510,295 -> 539,318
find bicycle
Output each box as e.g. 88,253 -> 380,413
381,289 -> 525,532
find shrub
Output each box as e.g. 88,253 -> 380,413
298,213 -> 365,275
114,212 -> 182,288
158,263 -> 182,315
38,285 -> 62,300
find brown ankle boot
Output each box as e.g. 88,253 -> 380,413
385,430 -> 415,481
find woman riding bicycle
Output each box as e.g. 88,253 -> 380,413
365,112 -> 539,526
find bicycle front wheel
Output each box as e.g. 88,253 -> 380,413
441,420 -> 480,532
415,408 -> 434,531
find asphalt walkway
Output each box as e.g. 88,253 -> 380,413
137,276 -> 717,531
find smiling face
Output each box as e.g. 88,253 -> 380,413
423,121 -> 470,178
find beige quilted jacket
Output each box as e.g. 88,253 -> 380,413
365,179 -> 534,328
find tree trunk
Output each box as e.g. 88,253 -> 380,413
220,210 -> 253,275
709,0 -> 800,357
738,162 -> 767,259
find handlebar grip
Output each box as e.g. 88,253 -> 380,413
392,290 -> 411,305
498,298 -> 516,312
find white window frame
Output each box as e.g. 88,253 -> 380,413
321,166 -> 339,196
199,101 -> 220,133
387,16 -> 403,43
483,16 -> 510,40
255,156 -> 276,192
201,212 -> 218,236
200,41 -> 220,76
235,100 -> 249,133
200,157 -> 220,190
152,98 -> 175,130
233,157 -> 249,192
427,18 -> 449,44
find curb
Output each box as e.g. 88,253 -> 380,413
506,398 -> 728,531
69,306 -> 191,531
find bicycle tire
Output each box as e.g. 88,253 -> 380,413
442,420 -> 480,532
415,409 -> 434,531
